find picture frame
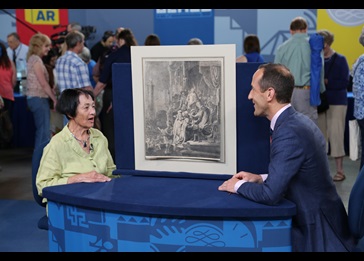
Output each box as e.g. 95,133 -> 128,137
131,44 -> 236,175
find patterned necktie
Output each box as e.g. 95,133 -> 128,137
270,128 -> 273,144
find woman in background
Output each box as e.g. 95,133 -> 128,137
317,29 -> 349,182
93,28 -> 138,161
353,26 -> 364,171
0,42 -> 17,118
243,34 -> 265,63
0,42 -> 17,149
144,33 -> 161,46
26,33 -> 57,149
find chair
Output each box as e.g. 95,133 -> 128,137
348,165 -> 364,251
31,139 -> 50,230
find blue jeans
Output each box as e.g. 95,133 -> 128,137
27,97 -> 51,150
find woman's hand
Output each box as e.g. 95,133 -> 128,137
67,170 -> 111,184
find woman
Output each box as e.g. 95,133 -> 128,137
317,29 -> 350,182
353,26 -> 364,171
93,28 -> 138,161
0,42 -> 17,117
243,34 -> 265,63
26,33 -> 57,150
144,33 -> 161,46
36,88 -> 117,207
0,42 -> 17,148
42,47 -> 59,106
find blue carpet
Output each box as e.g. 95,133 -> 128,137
0,199 -> 49,252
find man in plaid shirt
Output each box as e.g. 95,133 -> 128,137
56,30 -> 92,126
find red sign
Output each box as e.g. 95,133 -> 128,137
15,9 -> 68,46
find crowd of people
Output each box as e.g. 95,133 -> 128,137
1,17 -> 364,252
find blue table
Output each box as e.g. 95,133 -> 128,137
43,173 -> 296,252
12,93 -> 35,148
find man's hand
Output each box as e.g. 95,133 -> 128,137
235,171 -> 263,183
218,176 -> 240,193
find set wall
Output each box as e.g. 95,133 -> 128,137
1,9 -> 363,68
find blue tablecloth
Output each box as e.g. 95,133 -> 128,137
12,93 -> 35,148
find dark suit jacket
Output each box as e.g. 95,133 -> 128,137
238,106 -> 356,252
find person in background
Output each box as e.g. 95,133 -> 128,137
144,34 -> 161,46
42,47 -> 59,95
6,32 -> 29,93
67,22 -> 82,33
236,54 -> 248,63
90,30 -> 115,63
43,47 -> 62,135
0,42 -> 17,117
26,33 -> 57,150
78,46 -> 101,130
0,95 -> 4,169
218,63 -> 356,252
36,88 -> 117,214
187,38 -> 203,45
243,34 -> 265,63
78,46 -> 97,88
93,28 -> 138,161
55,30 -> 92,126
274,16 -> 323,125
59,22 -> 83,56
316,29 -> 350,182
0,42 -> 17,149
92,28 -> 124,84
353,26 -> 364,171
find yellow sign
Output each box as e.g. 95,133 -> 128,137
24,9 -> 60,25
317,9 -> 364,70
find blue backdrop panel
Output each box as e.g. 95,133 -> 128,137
236,63 -> 270,173
112,62 -> 270,177
154,9 -> 214,45
112,63 -> 135,170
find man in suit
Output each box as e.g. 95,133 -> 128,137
218,63 -> 356,252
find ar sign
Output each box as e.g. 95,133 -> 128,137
24,9 -> 60,25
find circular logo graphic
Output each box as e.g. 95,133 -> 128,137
327,9 -> 364,26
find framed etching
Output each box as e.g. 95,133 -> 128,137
131,44 -> 236,175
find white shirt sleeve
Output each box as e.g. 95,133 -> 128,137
234,174 -> 268,192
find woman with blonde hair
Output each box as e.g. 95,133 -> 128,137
26,33 -> 57,149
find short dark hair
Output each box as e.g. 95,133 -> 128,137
258,63 -> 294,104
7,32 -> 20,41
56,88 -> 95,119
290,16 -> 308,31
244,34 -> 261,54
144,34 -> 161,46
